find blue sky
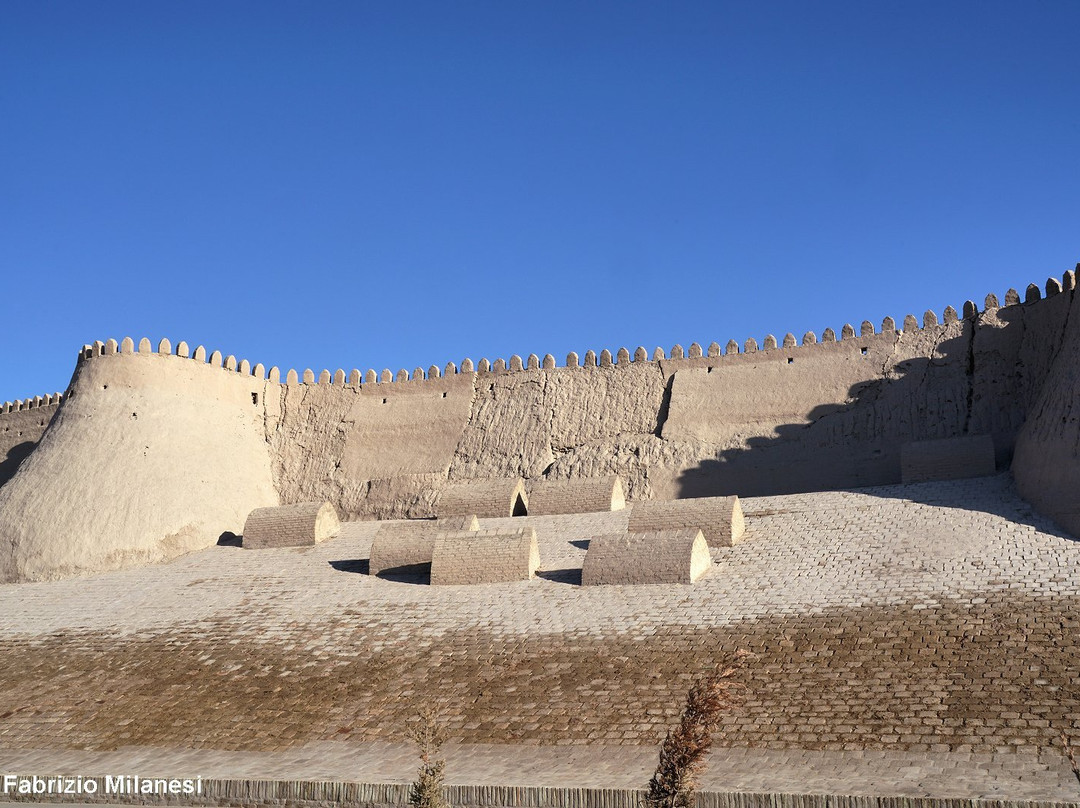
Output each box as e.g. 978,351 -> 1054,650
1,1 -> 1078,401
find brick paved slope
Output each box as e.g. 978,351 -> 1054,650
1,474 -> 1079,797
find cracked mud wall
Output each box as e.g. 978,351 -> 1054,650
268,289 -> 1075,518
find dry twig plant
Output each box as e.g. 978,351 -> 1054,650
643,650 -> 749,808
1061,731 -> 1080,789
407,706 -> 450,808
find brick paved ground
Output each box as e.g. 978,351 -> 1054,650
1,474 -> 1079,798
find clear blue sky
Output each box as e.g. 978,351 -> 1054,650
1,1 -> 1078,401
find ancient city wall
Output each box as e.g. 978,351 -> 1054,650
268,272 -> 1080,516
2,270 -> 1079,579
0,394 -> 62,488
0,339 -> 278,582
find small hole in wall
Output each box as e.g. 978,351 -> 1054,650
251,392 -> 259,405
442,392 -> 447,398
787,358 -> 794,364
103,384 -> 108,390
382,398 -> 387,404
131,412 -> 137,419
707,367 -> 713,374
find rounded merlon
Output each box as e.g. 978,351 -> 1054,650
242,502 -> 340,549
581,529 -> 711,586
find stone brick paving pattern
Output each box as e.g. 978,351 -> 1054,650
1,474 -> 1080,798
3,742 -> 1080,799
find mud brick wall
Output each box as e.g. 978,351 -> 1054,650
439,478 -> 528,519
582,528 -> 710,585
369,516 -> 479,575
430,527 -> 540,585
242,502 -> 339,549
527,475 -> 626,515
900,435 -> 996,484
628,495 -> 745,547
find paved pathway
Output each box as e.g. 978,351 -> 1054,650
1,475 -> 1079,799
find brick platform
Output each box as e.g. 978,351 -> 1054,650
2,475 -> 1080,799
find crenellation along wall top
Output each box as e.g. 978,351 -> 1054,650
64,271 -> 1076,397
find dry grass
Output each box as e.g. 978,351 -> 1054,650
643,650 -> 749,808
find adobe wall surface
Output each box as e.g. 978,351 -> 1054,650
1,272 -> 1078,581
1013,283 -> 1080,535
0,398 -> 60,489
0,346 -> 278,583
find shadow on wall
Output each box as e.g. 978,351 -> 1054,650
0,442 -> 36,489
676,328 -> 978,499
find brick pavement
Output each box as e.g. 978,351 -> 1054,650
1,474 -> 1079,798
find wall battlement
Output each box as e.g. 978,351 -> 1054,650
67,267 -> 1078,394
2,264 -> 1080,582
